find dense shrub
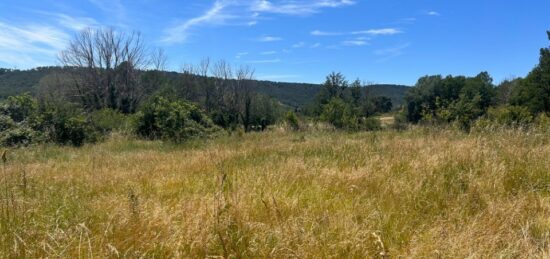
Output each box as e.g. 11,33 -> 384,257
320,98 -> 348,129
362,117 -> 382,131
284,111 -> 301,131
134,97 -> 220,143
486,105 -> 534,126
0,95 -> 100,147
36,101 -> 101,146
391,113 -> 408,131
90,108 -> 130,134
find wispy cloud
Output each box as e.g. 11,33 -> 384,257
162,1 -> 229,43
38,12 -> 99,31
162,0 -> 356,44
341,40 -> 368,46
427,11 -> 440,16
250,0 -> 355,15
352,28 -> 402,35
0,21 -> 70,67
256,35 -> 283,42
235,52 -> 249,59
245,58 -> 282,64
374,43 -> 411,62
310,30 -> 343,36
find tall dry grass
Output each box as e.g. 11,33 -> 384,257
0,129 -> 549,258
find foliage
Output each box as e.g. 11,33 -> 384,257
486,105 -> 534,126
36,100 -> 101,146
90,108 -> 131,134
284,111 -> 301,130
511,31 -> 550,114
134,96 -> 220,143
0,94 -> 100,147
405,72 -> 495,130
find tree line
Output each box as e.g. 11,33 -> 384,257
403,31 -> 550,131
1,28 -> 549,147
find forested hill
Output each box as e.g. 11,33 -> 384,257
0,67 -> 409,108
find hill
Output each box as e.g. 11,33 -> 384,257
0,67 -> 409,108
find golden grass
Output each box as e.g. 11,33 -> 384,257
1,129 -> 549,258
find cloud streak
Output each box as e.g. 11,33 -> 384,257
162,1 -> 228,43
256,36 -> 283,42
162,0 -> 357,44
245,58 -> 282,64
250,0 -> 355,15
0,21 -> 71,67
353,28 -> 402,35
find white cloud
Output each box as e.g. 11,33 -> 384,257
245,58 -> 282,64
256,35 -> 283,42
341,40 -> 368,46
50,13 -> 99,31
311,30 -> 343,36
162,0 -> 356,44
427,11 -> 440,16
250,0 -> 355,15
0,22 -> 70,67
161,1 -> 229,43
236,52 -> 249,59
352,28 -> 402,35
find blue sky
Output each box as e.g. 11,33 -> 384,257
0,0 -> 549,85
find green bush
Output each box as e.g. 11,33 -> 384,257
321,98 -> 348,129
0,95 -> 101,147
0,125 -> 37,147
0,93 -> 38,123
392,113 -> 408,131
535,113 -> 550,131
486,105 -> 534,126
90,108 -> 130,134
134,97 -> 220,143
284,111 -> 300,130
38,101 -> 101,146
362,117 -> 382,131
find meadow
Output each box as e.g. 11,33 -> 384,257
1,128 -> 549,258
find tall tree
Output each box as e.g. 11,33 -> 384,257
512,31 -> 550,114
58,28 -> 150,113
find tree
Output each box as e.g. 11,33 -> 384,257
313,72 -> 348,115
371,96 -> 393,113
58,28 -> 151,113
404,72 -> 495,129
511,31 -> 550,114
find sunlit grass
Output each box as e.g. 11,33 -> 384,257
1,128 -> 549,257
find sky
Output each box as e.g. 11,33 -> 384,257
0,0 -> 549,85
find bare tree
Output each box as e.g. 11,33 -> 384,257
58,27 -> 149,113
150,48 -> 167,71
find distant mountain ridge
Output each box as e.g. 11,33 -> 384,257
0,67 -> 410,108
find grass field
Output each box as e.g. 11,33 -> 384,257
1,128 -> 549,258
